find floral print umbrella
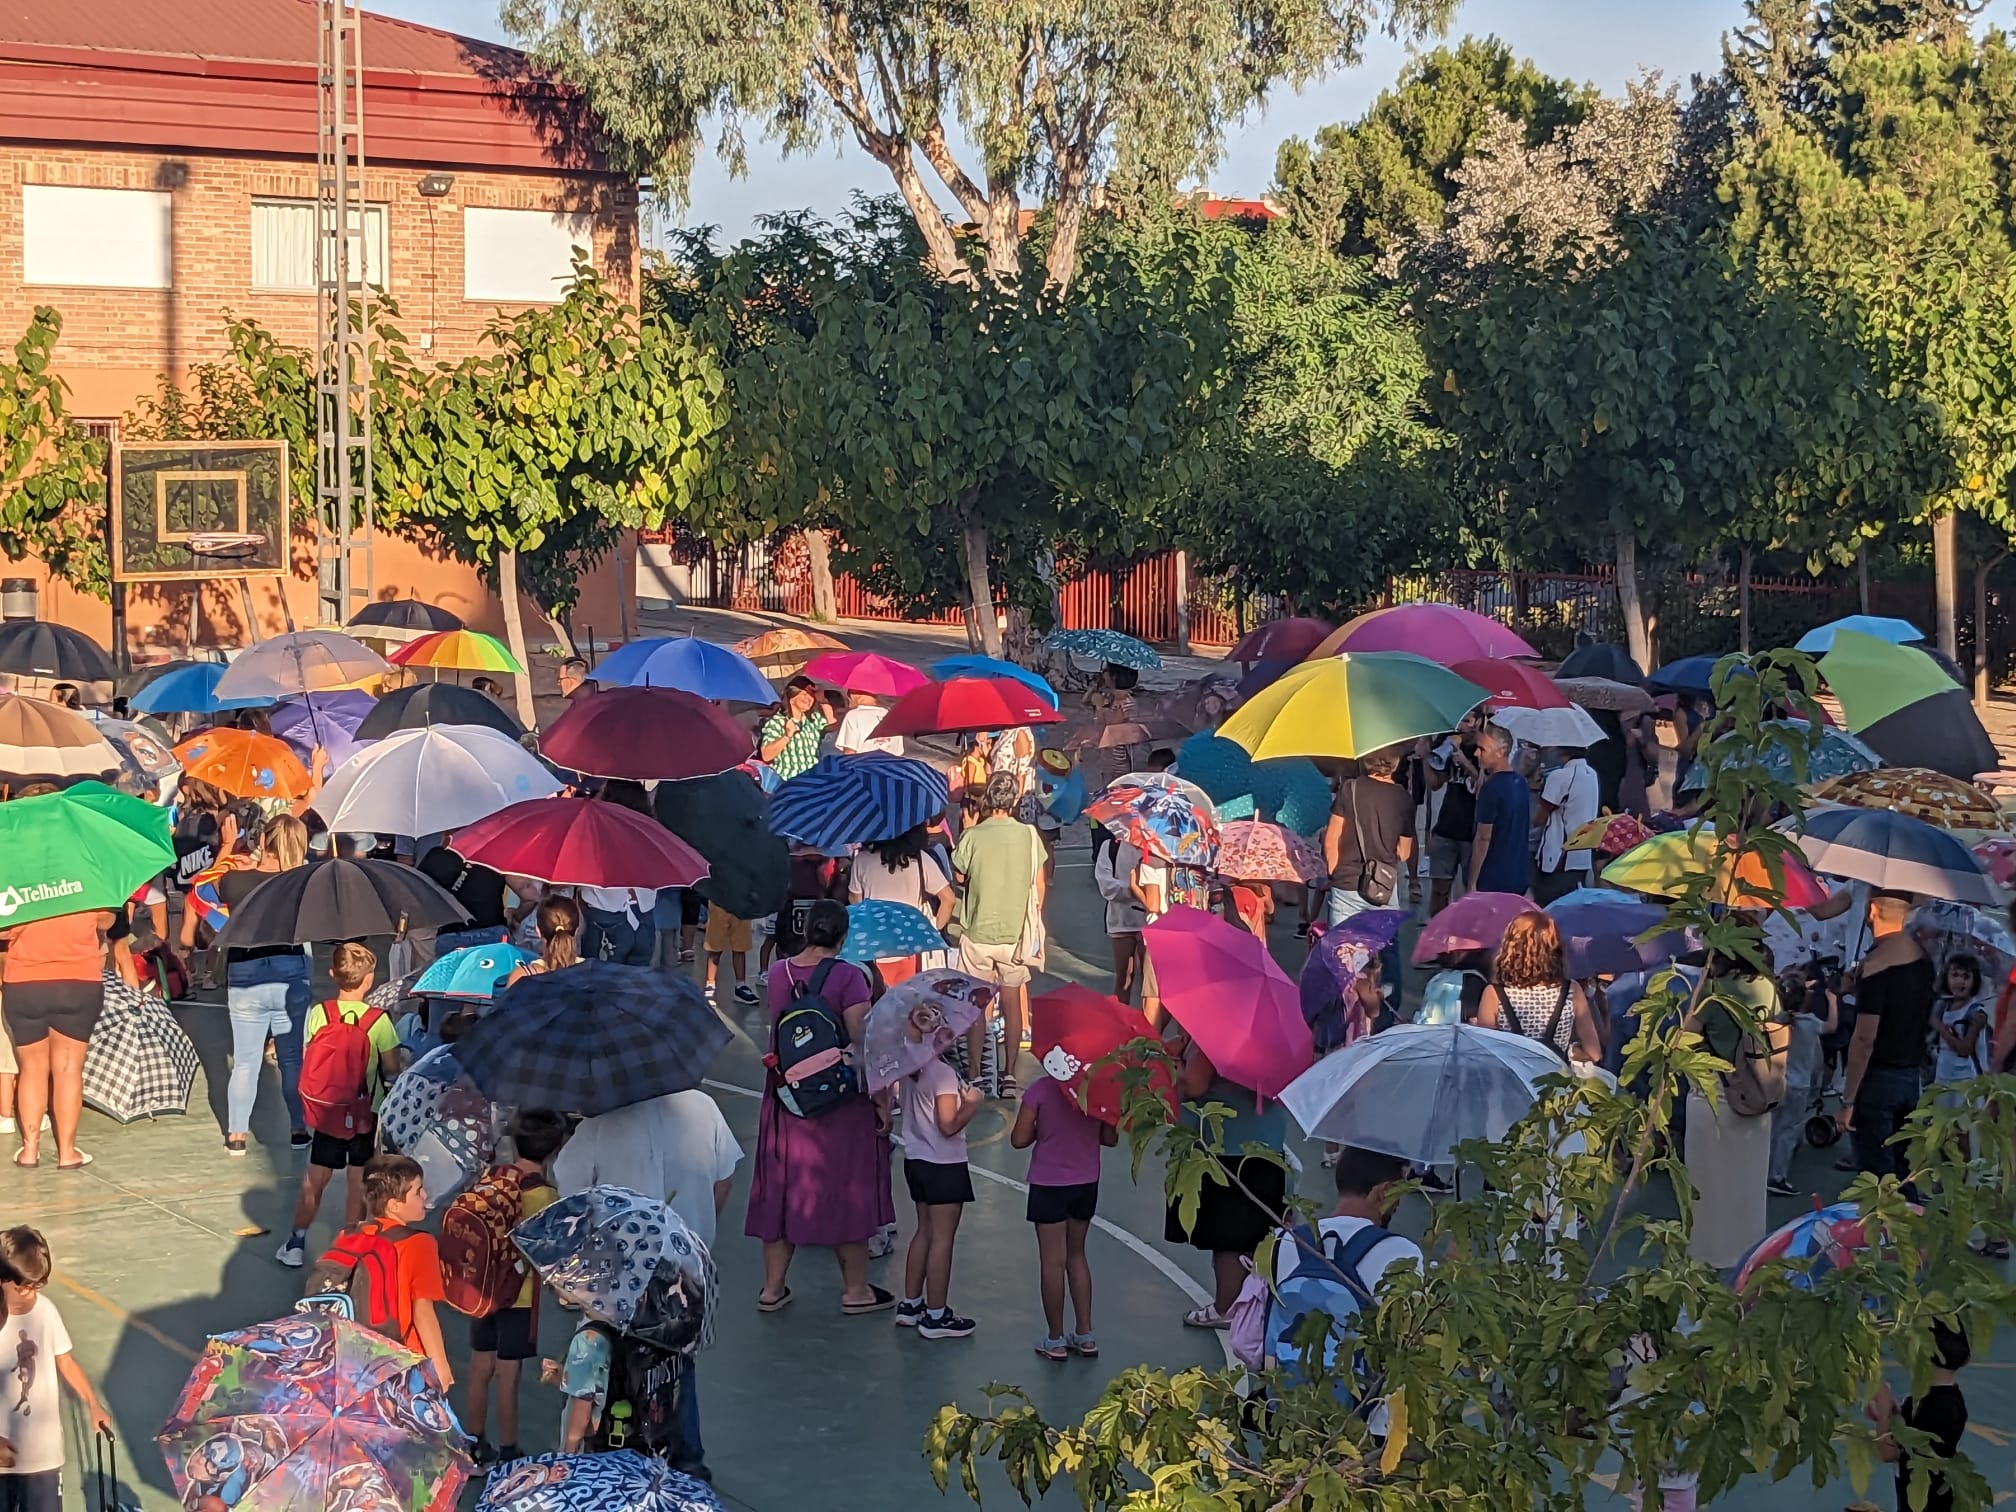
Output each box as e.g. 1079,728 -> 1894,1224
1086,772 -> 1220,868
859,970 -> 992,1092
1042,629 -> 1161,670
1212,819 -> 1325,884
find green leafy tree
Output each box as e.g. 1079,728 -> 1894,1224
0,309 -> 110,597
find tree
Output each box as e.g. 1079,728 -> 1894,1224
0,309 -> 110,598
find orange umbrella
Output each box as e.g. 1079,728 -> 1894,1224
732,627 -> 847,677
174,728 -> 312,801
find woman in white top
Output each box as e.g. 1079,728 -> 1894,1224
848,823 -> 956,986
1476,912 -> 1603,1063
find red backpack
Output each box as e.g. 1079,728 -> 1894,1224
298,1001 -> 385,1139
438,1165 -> 545,1319
303,1220 -> 411,1335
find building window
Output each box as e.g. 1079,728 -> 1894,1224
463,207 -> 593,304
22,186 -> 172,289
73,419 -> 119,449
251,199 -> 388,292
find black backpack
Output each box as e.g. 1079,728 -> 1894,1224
585,1324 -> 684,1457
770,960 -> 858,1118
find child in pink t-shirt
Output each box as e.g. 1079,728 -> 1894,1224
1010,1073 -> 1119,1361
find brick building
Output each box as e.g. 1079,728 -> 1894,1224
0,0 -> 641,652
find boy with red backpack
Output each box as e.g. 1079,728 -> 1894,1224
277,943 -> 404,1269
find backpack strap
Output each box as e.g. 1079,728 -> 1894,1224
1325,1224 -> 1393,1311
1537,982 -> 1571,1056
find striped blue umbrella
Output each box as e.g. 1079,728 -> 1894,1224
1043,629 -> 1161,670
129,662 -> 266,715
1794,805 -> 1998,905
768,753 -> 950,849
930,655 -> 1060,708
587,636 -> 777,703
840,900 -> 947,963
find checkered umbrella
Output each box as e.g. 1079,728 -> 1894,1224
768,753 -> 949,850
81,973 -> 198,1123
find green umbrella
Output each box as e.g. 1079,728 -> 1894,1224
1817,630 -> 1958,730
0,781 -> 173,928
1218,652 -> 1489,760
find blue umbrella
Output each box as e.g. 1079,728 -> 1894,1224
477,1451 -> 723,1511
930,655 -> 1060,708
1794,805 -> 1998,905
1175,732 -> 1331,836
1646,655 -> 1746,697
270,689 -> 377,767
1681,720 -> 1882,793
1794,615 -> 1927,654
1546,894 -> 1694,978
129,662 -> 265,715
413,942 -> 536,1000
768,752 -> 949,849
588,636 -> 777,704
1043,629 -> 1161,670
840,900 -> 947,963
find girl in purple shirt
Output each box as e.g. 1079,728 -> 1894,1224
1011,1074 -> 1119,1360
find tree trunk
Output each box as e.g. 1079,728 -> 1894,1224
804,529 -> 837,624
1614,527 -> 1652,674
1934,511 -> 1959,659
497,547 -> 536,729
1857,544 -> 1870,615
962,518 -> 1003,659
1974,550 -> 2008,708
1738,545 -> 1754,654
534,601 -> 578,660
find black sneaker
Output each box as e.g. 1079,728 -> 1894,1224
289,1128 -> 312,1150
894,1298 -> 927,1328
734,984 -> 760,1005
918,1308 -> 976,1340
1766,1177 -> 1797,1197
470,1437 -> 498,1467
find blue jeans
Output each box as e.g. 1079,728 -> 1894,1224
583,906 -> 656,967
1324,885 -> 1402,998
226,953 -> 310,1135
673,1354 -> 705,1473
1853,1064 -> 1922,1187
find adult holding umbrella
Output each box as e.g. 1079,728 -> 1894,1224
209,813 -> 316,1155
1836,892 -> 1937,1187
757,676 -> 830,780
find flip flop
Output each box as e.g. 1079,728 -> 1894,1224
841,1284 -> 897,1315
756,1287 -> 793,1314
11,1150 -> 37,1169
57,1151 -> 92,1171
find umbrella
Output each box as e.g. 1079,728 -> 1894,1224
212,629 -> 388,702
800,650 -> 931,698
158,1314 -> 470,1511
541,687 -> 752,782
175,727 -> 313,800
1311,911 -> 1410,993
840,900 -> 948,965
449,797 -> 709,889
1227,617 -> 1335,665
1492,703 -> 1608,749
731,627 -> 847,679
1546,893 -> 1694,978
1411,891 -> 1539,966
96,717 -> 180,796
512,1186 -> 712,1348
654,771 -> 788,920
347,597 -> 464,639
1733,1200 -> 1904,1292
1159,670 -> 1245,731
1912,900 -> 2016,986
875,676 -> 1064,739
1447,658 -> 1570,710
1680,720 -> 1883,795
1557,642 -> 1645,685
81,972 -> 198,1122
1213,819 -> 1326,884
457,964 -> 731,1115
1035,754 -> 1087,826
1029,983 -> 1175,1125
1645,655 -> 1745,697
1794,615 -> 1927,654
1602,830 -> 1831,910
215,857 -> 469,949
378,1045 -> 509,1207
413,943 -> 537,999
1043,629 -> 1160,669
1087,772 -> 1221,868
389,629 -> 526,676
1565,812 -> 1656,857
1316,603 -> 1536,664
589,636 -> 777,703
930,655 -> 1059,708
354,682 -> 525,741
1819,630 -> 1999,779
0,780 -> 173,927
1218,653 -> 1488,762
477,1451 -> 724,1512
0,619 -> 113,682
1173,732 -> 1332,835
1554,676 -> 1656,714
1793,805 -> 1998,905
1811,768 -> 2006,832
270,690 -> 377,769
1235,658 -> 1300,699
859,968 -> 991,1091
1067,717 -> 1192,753
0,696 -> 119,778
312,725 -> 562,835
128,661 -> 265,715
1141,905 -> 1312,1099
1280,1023 -> 1597,1167
768,753 -> 949,850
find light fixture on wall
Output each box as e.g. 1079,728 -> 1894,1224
417,173 -> 455,198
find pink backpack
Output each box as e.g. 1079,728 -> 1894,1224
1226,1259 -> 1270,1371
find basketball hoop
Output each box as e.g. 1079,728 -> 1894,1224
188,532 -> 263,560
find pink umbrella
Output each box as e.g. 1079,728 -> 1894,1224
801,651 -> 930,698
1214,819 -> 1326,884
1410,890 -> 1539,966
1316,604 -> 1537,665
1142,905 -> 1312,1099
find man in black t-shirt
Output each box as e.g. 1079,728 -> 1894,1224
1424,712 -> 1482,917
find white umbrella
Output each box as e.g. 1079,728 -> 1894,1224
212,630 -> 388,703
1279,1023 -> 1613,1167
1493,703 -> 1608,750
311,724 -> 560,835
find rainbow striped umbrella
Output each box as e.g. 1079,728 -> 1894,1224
389,630 -> 525,675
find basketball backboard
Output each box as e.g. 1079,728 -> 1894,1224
111,442 -> 290,582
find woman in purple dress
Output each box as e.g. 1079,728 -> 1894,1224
746,898 -> 897,1313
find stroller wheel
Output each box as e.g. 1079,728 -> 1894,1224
1806,1113 -> 1840,1149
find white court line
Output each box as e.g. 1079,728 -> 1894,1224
701,1077 -> 1234,1364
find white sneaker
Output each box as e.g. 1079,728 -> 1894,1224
275,1238 -> 305,1269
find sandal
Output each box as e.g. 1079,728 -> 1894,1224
841,1284 -> 897,1315
756,1287 -> 793,1314
11,1149 -> 37,1169
1034,1336 -> 1070,1362
1183,1305 -> 1228,1330
1069,1332 -> 1099,1358
57,1151 -> 92,1171
996,1075 -> 1019,1100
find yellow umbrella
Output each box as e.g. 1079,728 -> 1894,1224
1217,653 -> 1488,761
1601,828 -> 1830,908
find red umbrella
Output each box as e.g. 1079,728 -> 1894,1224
1448,658 -> 1569,710
1028,983 -> 1175,1125
449,797 -> 709,889
875,676 -> 1065,739
1227,617 -> 1334,666
540,687 -> 751,781
800,650 -> 930,698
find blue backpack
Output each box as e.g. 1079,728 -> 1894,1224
1265,1221 -> 1392,1398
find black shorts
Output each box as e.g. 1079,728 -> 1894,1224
1165,1154 -> 1288,1255
1026,1182 -> 1099,1225
903,1158 -> 975,1206
469,1305 -> 538,1361
1,979 -> 103,1048
309,1128 -> 376,1170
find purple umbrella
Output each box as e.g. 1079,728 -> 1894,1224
1546,896 -> 1694,978
271,690 -> 377,768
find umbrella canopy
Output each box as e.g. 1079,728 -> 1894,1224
1228,617 -> 1335,665
654,771 -> 789,920
313,724 -> 561,835
1546,893 -> 1694,977
1794,805 -> 1998,905
1679,719 -> 1883,795
450,797 -> 709,890
1029,984 -> 1175,1125
1087,773 -> 1221,868
1645,655 -> 1737,697
0,619 -> 113,682
801,649 -> 931,698
859,968 -> 991,1090
354,682 -> 524,741
212,629 -> 388,702
176,727 -> 313,800
840,899 -> 948,965
1411,891 -> 1539,966
379,1045 -> 509,1207
1557,642 -> 1645,685
1447,658 -> 1570,710
929,655 -> 1059,708
129,661 -> 265,715
158,1314 -> 470,1512
1141,905 -> 1312,1099
0,780 -> 173,925
1318,603 -> 1537,664
731,627 -> 847,679
1602,829 -> 1831,909
875,676 -> 1064,739
1173,732 -> 1332,835
1795,615 -> 1927,654
1858,689 -> 1999,780
512,1185 -> 712,1345
389,628 -> 525,675
1554,676 -> 1657,714
270,690 -> 377,768
541,687 -> 752,781
1043,629 -> 1161,669
412,943 -> 538,1000
590,636 -> 777,703
215,857 -> 469,949
1218,653 -> 1488,762
347,597 -> 464,638
96,718 -> 179,796
1565,812 -> 1657,858
0,696 -> 118,779
768,752 -> 949,849
1213,818 -> 1326,884
82,972 -> 198,1122
477,1451 -> 725,1512
1821,630 -> 1960,730
1492,702 -> 1608,749
1912,899 -> 2016,987
1811,768 -> 2006,832
1280,1022 -> 1596,1167
1733,1200 -> 1901,1292
459,964 -> 731,1115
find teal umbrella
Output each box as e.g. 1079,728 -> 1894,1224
0,780 -> 173,927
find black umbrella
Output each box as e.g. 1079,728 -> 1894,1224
1859,688 -> 2001,779
0,620 -> 114,682
354,683 -> 524,741
348,598 -> 464,636
1557,642 -> 1645,686
654,771 -> 789,921
214,858 -> 469,949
